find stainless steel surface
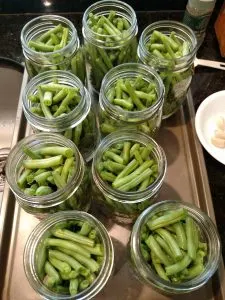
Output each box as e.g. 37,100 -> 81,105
0,66 -> 23,150
0,65 -> 23,199
0,72 -> 224,300
194,58 -> 225,70
0,148 -> 10,192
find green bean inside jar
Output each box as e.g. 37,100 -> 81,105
99,63 -> 164,137
91,130 -> 167,223
24,211 -> 114,299
5,133 -> 91,218
138,21 -> 197,119
21,15 -> 86,83
22,70 -> 100,162
82,0 -> 138,92
129,200 -> 221,294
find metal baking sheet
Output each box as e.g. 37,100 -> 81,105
0,71 -> 225,300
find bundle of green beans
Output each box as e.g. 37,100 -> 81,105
140,208 -> 208,283
100,76 -> 160,136
28,80 -> 97,155
64,110 -> 97,154
146,30 -> 193,117
37,220 -> 104,295
94,141 -> 159,217
18,145 -> 76,197
26,24 -> 86,82
85,11 -> 137,90
28,80 -> 81,119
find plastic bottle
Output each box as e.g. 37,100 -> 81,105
183,0 -> 216,46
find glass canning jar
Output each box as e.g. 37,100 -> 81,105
21,15 -> 86,83
138,21 -> 197,119
99,63 -> 164,138
22,70 -> 100,162
5,133 -> 91,218
24,211 -> 114,299
129,200 -> 221,294
91,130 -> 167,224
82,0 -> 138,92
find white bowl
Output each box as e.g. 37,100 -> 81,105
195,90 -> 225,165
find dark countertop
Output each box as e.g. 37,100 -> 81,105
0,11 -> 225,257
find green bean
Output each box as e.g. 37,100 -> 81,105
138,177 -> 151,191
118,168 -> 153,192
43,91 -> 53,106
86,273 -> 96,285
69,278 -> 79,296
155,235 -> 175,261
79,222 -> 92,236
38,87 -> 53,119
61,157 -> 74,182
147,208 -> 187,230
35,185 -> 53,196
46,238 -> 91,258
52,228 -> 95,247
102,161 -> 125,174
54,90 -> 76,117
44,261 -> 61,284
173,222 -> 187,250
49,250 -> 89,276
53,285 -> 69,294
17,169 -> 32,188
57,247 -> 100,273
81,244 -> 104,256
165,254 -> 192,276
103,150 -> 124,164
53,88 -> 68,103
186,216 -> 197,260
73,123 -> 82,146
100,171 -> 116,182
79,279 -> 90,291
22,146 -> 42,159
60,270 -> 78,280
156,228 -> 183,261
51,171 -> 66,189
43,275 -> 57,288
112,160 -> 153,188
49,256 -> 71,274
23,155 -> 63,169
88,229 -> 97,240
151,252 -> 170,281
145,235 -> 171,266
37,24 -> 63,43
114,159 -> 138,180
41,84 -> 78,93
34,171 -> 52,185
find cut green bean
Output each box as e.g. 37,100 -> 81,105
46,238 -> 91,258
52,228 -> 95,247
147,208 -> 187,230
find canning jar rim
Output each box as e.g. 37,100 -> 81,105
21,15 -> 79,59
99,62 -> 165,122
23,210 -> 114,300
138,20 -> 197,71
92,130 -> 167,203
82,0 -> 138,48
5,132 -> 85,208
130,199 -> 221,293
22,70 -> 91,132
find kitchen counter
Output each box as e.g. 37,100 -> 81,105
0,11 -> 225,257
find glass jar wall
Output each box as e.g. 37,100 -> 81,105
82,0 -> 138,92
138,21 -> 197,118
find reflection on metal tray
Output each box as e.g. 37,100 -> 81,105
0,71 -> 224,300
